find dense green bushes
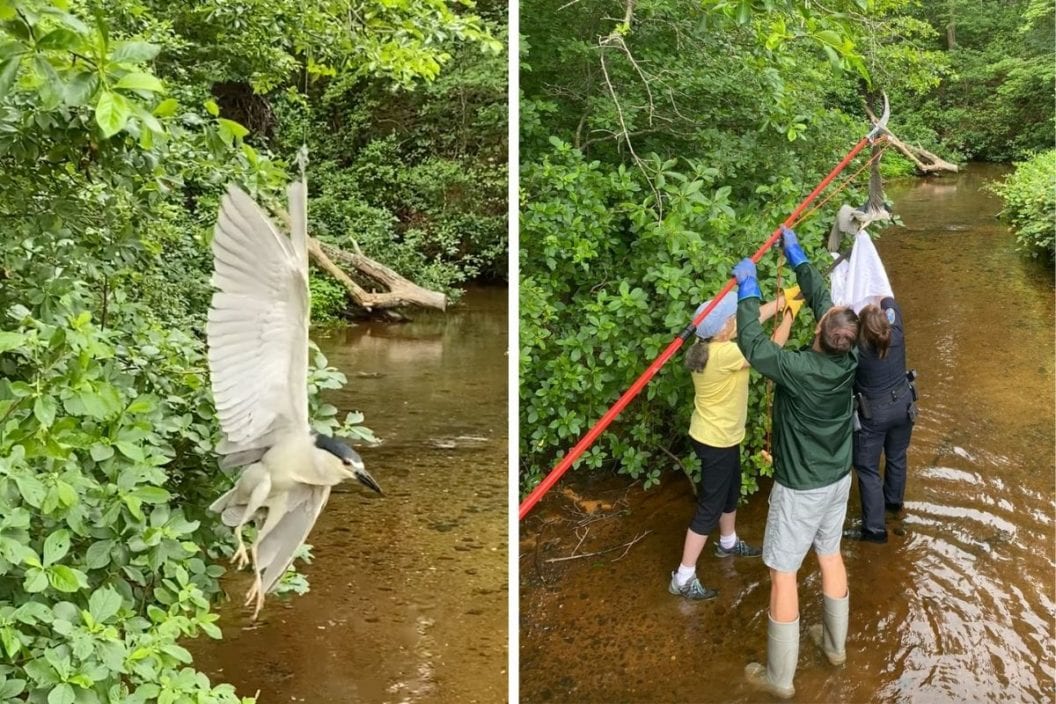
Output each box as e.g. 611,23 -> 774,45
991,151 -> 1056,262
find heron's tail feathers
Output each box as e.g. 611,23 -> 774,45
209,487 -> 265,527
222,505 -> 255,527
209,487 -> 237,515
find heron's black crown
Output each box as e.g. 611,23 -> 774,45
313,433 -> 357,461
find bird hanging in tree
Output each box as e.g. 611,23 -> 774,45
206,150 -> 382,619
827,142 -> 894,252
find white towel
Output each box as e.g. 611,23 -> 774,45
829,229 -> 893,313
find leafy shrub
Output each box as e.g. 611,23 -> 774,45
520,141 -> 835,496
990,150 -> 1056,262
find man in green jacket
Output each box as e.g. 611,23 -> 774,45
732,226 -> 860,700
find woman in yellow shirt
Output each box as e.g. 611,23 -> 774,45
669,290 -> 794,599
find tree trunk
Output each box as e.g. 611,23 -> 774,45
946,0 -> 957,49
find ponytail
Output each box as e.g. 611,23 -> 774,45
858,304 -> 892,358
685,338 -> 711,372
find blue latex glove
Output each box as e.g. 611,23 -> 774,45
781,225 -> 808,268
732,258 -> 761,301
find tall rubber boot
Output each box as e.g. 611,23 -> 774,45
809,591 -> 849,665
745,615 -> 799,700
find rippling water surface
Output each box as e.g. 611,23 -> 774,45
193,288 -> 508,703
520,164 -> 1055,703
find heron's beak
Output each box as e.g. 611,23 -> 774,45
355,466 -> 383,495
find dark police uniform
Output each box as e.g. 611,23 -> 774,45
852,297 -> 916,540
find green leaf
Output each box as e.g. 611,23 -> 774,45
115,71 -> 163,93
1,626 -> 21,658
736,0 -> 751,24
88,587 -> 122,623
63,71 -> 98,106
137,109 -> 162,134
36,29 -> 80,52
160,643 -> 192,663
94,90 -> 131,138
84,540 -> 114,569
42,529 -> 70,566
110,41 -> 160,63
126,394 -> 158,414
153,97 -> 178,117
0,331 -> 26,352
203,98 -> 219,116
55,480 -> 76,508
89,443 -> 114,461
132,486 -> 169,503
32,55 -> 62,109
14,474 -> 46,508
217,117 -> 248,138
115,441 -> 144,461
816,30 -> 842,48
0,677 -> 25,697
14,601 -> 53,624
23,567 -> 47,593
48,682 -> 75,704
33,395 -> 57,427
47,565 -> 85,593
0,55 -> 22,100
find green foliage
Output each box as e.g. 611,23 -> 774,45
275,13 -> 508,295
521,141 -> 840,494
308,274 -> 349,323
0,0 -> 494,700
990,151 -> 1056,262
893,0 -> 1055,161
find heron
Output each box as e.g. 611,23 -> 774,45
206,151 -> 382,618
828,94 -> 894,252
826,143 -> 894,252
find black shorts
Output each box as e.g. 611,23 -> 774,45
688,438 -> 742,535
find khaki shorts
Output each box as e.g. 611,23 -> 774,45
762,473 -> 852,573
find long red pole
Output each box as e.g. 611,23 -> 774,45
519,135 -> 874,520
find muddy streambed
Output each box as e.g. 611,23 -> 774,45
520,164 -> 1055,703
193,287 -> 509,703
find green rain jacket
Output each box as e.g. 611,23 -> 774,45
736,262 -> 857,490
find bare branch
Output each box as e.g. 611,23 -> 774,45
544,530 -> 652,563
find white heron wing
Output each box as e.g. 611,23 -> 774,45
258,483 -> 331,594
207,184 -> 310,456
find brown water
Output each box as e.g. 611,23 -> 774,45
193,287 -> 509,703
520,164 -> 1055,703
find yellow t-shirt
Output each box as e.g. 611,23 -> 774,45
688,340 -> 749,448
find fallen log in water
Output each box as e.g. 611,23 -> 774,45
276,208 -> 447,314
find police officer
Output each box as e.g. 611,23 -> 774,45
844,297 -> 917,543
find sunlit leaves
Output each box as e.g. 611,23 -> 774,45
114,72 -> 163,93
109,41 -> 160,64
94,90 -> 131,137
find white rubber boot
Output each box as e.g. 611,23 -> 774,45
745,614 -> 799,699
810,591 -> 849,665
